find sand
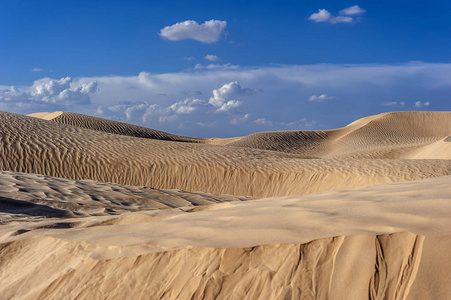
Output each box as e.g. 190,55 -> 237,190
0,110 -> 450,299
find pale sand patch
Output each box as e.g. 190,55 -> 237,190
0,175 -> 450,299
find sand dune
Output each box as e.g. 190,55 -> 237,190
208,111 -> 451,159
1,110 -> 450,299
29,111 -> 202,143
3,111 -> 451,198
0,173 -> 450,299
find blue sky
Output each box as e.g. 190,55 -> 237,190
1,0 -> 450,137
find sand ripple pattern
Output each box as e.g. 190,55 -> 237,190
3,111 -> 451,197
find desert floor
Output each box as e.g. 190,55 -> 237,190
0,110 -> 450,299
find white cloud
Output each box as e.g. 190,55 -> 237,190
31,68 -> 42,72
3,62 -> 449,138
230,113 -> 249,125
383,101 -> 405,106
309,6 -> 365,24
254,118 -> 273,127
414,101 -> 431,108
216,100 -> 242,112
330,16 -> 354,24
339,5 -> 366,15
194,63 -> 239,70
308,9 -> 332,22
167,98 -> 205,114
184,56 -> 196,61
159,20 -> 227,43
209,81 -> 258,109
0,77 -> 97,105
308,94 -> 335,102
204,54 -> 219,62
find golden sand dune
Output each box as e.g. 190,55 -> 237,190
208,111 -> 451,159
33,110 -> 451,159
29,111 -> 202,142
3,111 -> 451,197
1,110 -> 450,299
0,174 -> 449,299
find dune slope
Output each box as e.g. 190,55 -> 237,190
209,111 -> 451,159
29,111 -> 202,142
0,173 -> 450,300
3,111 -> 451,197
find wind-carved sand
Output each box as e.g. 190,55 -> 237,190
0,110 -> 450,299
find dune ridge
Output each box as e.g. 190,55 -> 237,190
29,111 -> 202,143
3,111 -> 451,198
208,111 -> 451,159
1,110 -> 450,299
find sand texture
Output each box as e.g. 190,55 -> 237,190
1,110 -> 450,299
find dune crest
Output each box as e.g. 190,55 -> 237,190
3,111 -> 451,197
1,110 -> 450,299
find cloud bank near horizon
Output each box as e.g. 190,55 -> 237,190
0,62 -> 450,137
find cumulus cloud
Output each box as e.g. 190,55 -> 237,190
308,94 -> 335,102
167,98 -> 205,114
204,54 -> 219,62
339,5 -> 366,15
309,9 -> 332,22
309,5 -> 365,24
159,20 -> 227,43
383,101 -> 405,106
0,77 -> 98,106
216,100 -> 242,112
208,81 -> 258,112
414,101 -> 431,108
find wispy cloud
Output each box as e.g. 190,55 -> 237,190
414,101 -> 431,108
184,56 -> 196,61
204,54 -> 219,62
339,5 -> 366,16
383,101 -> 405,106
194,63 -> 239,70
308,94 -> 335,102
31,68 -> 42,72
159,20 -> 227,43
309,5 -> 365,24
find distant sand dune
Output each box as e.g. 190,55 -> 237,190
29,111 -> 202,143
208,111 -> 451,159
3,111 -> 451,197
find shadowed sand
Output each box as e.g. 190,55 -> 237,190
0,110 -> 450,299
